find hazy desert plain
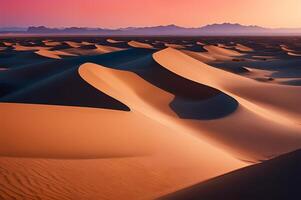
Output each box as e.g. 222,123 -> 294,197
0,36 -> 301,200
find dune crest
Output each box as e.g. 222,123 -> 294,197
107,38 -> 124,43
153,47 -> 301,161
203,45 -> 244,60
128,40 -> 154,49
235,43 -> 254,52
13,43 -> 50,51
95,44 -> 125,53
35,49 -> 77,59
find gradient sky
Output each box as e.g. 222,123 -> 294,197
1,0 -> 301,28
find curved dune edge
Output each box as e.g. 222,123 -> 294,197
164,43 -> 185,49
35,49 -> 77,59
280,44 -> 295,52
3,42 -> 14,46
78,61 -> 247,159
196,41 -> 205,46
13,44 -> 50,51
181,50 -> 216,62
153,48 -> 301,124
153,47 -> 301,161
243,67 -> 277,80
65,41 -> 83,48
287,52 -> 301,56
203,45 -> 244,61
58,44 -> 124,56
107,38 -> 124,43
95,44 -> 126,53
235,43 -> 254,52
128,40 -> 154,49
43,40 -> 62,46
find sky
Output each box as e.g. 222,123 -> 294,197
1,0 -> 301,28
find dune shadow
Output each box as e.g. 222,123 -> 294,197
159,149 -> 301,200
116,55 -> 238,120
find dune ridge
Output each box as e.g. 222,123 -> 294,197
128,40 -> 154,49
153,47 -> 301,161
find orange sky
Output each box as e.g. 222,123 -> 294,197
1,0 -> 301,28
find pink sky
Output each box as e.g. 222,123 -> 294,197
1,0 -> 301,28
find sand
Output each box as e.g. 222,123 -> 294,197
1,37 -> 301,200
128,40 -> 154,49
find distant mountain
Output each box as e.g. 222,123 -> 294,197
1,23 -> 301,35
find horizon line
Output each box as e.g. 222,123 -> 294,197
1,22 -> 301,30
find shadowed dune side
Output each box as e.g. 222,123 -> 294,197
153,48 -> 301,124
159,149 -> 301,200
0,50 -> 53,70
118,55 -> 238,120
0,48 -> 154,97
0,66 -> 130,111
153,48 -> 301,161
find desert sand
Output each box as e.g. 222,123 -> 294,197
0,36 -> 301,200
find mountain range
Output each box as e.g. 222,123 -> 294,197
1,23 -> 301,36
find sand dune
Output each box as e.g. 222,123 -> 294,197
181,50 -> 216,62
153,47 -> 301,161
287,52 -> 301,56
243,67 -> 277,81
58,44 -> 125,56
43,40 -> 62,46
13,43 -> 50,51
65,41 -> 82,48
235,43 -> 254,52
3,42 -> 13,46
164,43 -> 185,49
95,44 -> 125,53
280,44 -> 295,52
196,41 -> 205,46
203,45 -> 244,61
35,49 -> 77,59
107,38 -> 124,43
1,37 -> 301,200
128,40 -> 154,49
160,149 -> 301,200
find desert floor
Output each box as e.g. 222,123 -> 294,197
0,36 -> 301,200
